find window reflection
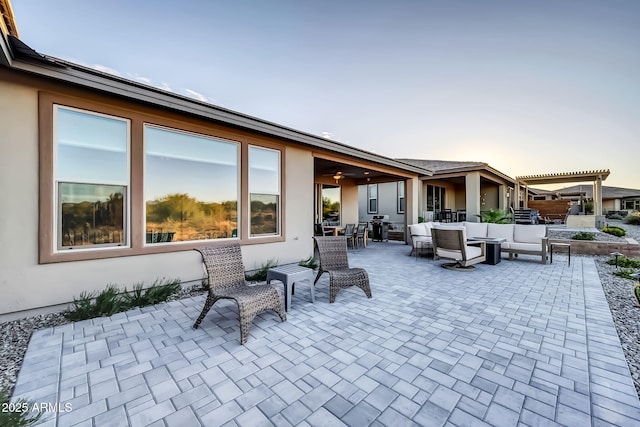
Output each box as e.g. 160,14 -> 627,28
249,146 -> 280,236
144,125 -> 239,243
55,106 -> 129,250
59,183 -> 125,248
322,185 -> 341,224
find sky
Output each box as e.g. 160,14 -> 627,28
11,0 -> 640,189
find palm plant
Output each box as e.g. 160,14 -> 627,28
475,209 -> 511,223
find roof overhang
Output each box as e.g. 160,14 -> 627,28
515,170 -> 610,186
4,37 -> 433,178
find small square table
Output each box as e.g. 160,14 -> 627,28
468,237 -> 506,265
266,264 -> 314,311
550,242 -> 571,266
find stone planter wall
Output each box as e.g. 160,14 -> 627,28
548,238 -> 640,258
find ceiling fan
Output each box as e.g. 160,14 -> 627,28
322,170 -> 354,183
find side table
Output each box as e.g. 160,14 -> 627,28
550,242 -> 571,266
266,264 -> 314,311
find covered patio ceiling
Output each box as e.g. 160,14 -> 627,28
314,157 -> 429,185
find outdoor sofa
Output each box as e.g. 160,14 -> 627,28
409,221 -> 548,264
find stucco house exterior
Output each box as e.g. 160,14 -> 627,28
359,160 -> 516,233
0,1 -> 433,319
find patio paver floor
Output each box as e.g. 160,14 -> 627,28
13,241 -> 640,426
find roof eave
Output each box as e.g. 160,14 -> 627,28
7,54 -> 433,177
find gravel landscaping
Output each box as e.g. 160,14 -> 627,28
2,220 -> 640,401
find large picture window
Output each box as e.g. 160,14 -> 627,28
54,106 -> 129,250
249,146 -> 280,237
41,95 -> 285,263
144,125 -> 239,243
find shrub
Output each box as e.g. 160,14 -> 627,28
607,256 -> 640,269
65,278 -> 182,321
607,213 -> 624,220
245,258 -> 278,282
0,387 -> 43,426
634,284 -> 640,306
298,256 -> 318,270
572,232 -> 595,241
625,212 -> 640,225
602,225 -> 626,237
614,268 -> 640,281
123,278 -> 181,307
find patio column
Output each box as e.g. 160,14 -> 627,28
498,184 -> 506,210
465,172 -> 481,223
594,175 -> 603,216
405,177 -> 420,244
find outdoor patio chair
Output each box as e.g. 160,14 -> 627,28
315,223 -> 332,236
354,223 -> 367,248
192,244 -> 286,344
431,226 -> 486,271
340,223 -> 356,248
313,236 -> 372,303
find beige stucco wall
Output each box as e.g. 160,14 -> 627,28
0,80 -> 313,318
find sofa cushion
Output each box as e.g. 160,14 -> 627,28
464,222 -> 488,239
513,224 -> 546,244
487,224 -> 515,243
509,242 -> 542,252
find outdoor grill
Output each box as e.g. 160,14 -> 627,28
371,215 -> 390,242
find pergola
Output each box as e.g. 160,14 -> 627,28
515,169 -> 610,216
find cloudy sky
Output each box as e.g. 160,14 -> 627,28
12,0 -> 640,188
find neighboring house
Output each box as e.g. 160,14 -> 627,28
530,185 -> 640,213
0,1 -> 432,319
359,159 -> 516,230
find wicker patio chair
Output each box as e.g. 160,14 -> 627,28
193,244 -> 286,344
431,226 -> 486,271
313,236 -> 372,303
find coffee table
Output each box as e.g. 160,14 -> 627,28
266,264 -> 314,311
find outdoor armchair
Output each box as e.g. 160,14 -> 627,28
313,236 -> 372,303
193,244 -> 286,344
431,226 -> 486,270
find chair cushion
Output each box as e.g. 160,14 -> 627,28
513,224 -> 546,244
438,245 -> 482,260
487,224 -> 514,242
464,222 -> 488,239
412,236 -> 432,248
409,223 -> 428,236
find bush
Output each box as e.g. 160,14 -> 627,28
123,278 -> 181,307
607,256 -> 640,269
572,232 -> 595,240
614,268 -> 640,281
65,278 -> 182,321
602,225 -> 626,237
635,284 -> 640,306
245,258 -> 278,282
0,387 -> 43,426
625,212 -> 640,225
298,256 -> 318,270
607,213 -> 624,220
